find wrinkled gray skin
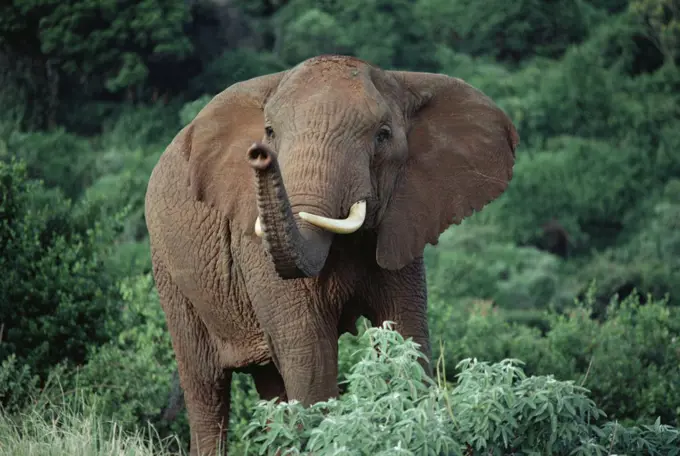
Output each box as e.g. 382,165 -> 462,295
144,54 -> 519,455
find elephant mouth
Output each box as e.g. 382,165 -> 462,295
254,200 -> 367,237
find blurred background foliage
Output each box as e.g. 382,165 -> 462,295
1,0 -> 679,453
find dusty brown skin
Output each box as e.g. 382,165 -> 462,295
144,54 -> 519,455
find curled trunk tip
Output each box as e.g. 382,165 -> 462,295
247,142 -> 274,171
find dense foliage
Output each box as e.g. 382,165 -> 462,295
244,323 -> 680,455
1,0 -> 679,454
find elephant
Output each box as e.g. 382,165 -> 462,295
144,54 -> 519,455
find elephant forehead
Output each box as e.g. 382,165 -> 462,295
276,77 -> 367,104
268,72 -> 387,128
279,59 -> 375,99
268,96 -> 384,137
296,54 -> 371,80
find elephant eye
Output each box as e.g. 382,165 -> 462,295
265,126 -> 275,139
375,126 -> 391,144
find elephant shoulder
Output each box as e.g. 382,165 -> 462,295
147,111 -> 259,226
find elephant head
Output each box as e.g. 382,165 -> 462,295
184,55 -> 519,279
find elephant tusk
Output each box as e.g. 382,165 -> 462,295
254,217 -> 264,237
299,200 -> 366,234
254,201 -> 366,237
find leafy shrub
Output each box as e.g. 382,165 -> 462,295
277,8 -> 349,64
432,47 -> 527,100
99,103 -> 183,151
2,129 -> 100,199
565,292 -> 680,426
619,62 -> 680,152
485,137 -> 664,251
512,52 -> 632,145
424,225 -> 573,317
589,0 -> 630,13
0,0 -> 195,98
66,275 -> 178,432
577,11 -> 666,75
579,180 -> 680,306
428,287 -> 680,428
242,322 -> 680,455
507,35 -> 680,148
0,160 -> 125,393
0,355 -> 42,414
1,104 -> 181,204
83,148 -> 162,244
629,0 -> 680,65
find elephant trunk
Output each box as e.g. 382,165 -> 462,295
247,142 -> 334,279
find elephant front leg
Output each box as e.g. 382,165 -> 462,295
253,292 -> 340,407
183,369 -> 233,456
365,256 -> 432,376
153,263 -> 233,456
275,336 -> 339,405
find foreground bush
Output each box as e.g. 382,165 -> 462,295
242,322 -> 679,455
1,323 -> 678,455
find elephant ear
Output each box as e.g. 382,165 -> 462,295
183,71 -> 287,227
376,71 -> 519,270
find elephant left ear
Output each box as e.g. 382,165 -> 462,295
376,71 -> 519,270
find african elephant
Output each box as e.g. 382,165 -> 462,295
144,54 -> 519,455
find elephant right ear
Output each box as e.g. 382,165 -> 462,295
182,71 -> 287,224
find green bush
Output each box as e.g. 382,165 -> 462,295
588,0 -> 630,13
0,0 -> 195,98
277,8 -> 349,64
1,129 -> 100,199
432,47 -> 527,100
577,12 -> 665,75
242,322 -> 680,455
83,148 -> 162,244
99,103 -> 183,151
576,178 -> 680,306
485,137 -> 664,251
179,95 -> 213,126
428,288 -> 680,428
506,36 -> 680,148
2,322 -> 679,455
66,275 -> 178,431
424,225 -> 572,313
511,51 -> 632,144
0,160 -> 125,395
